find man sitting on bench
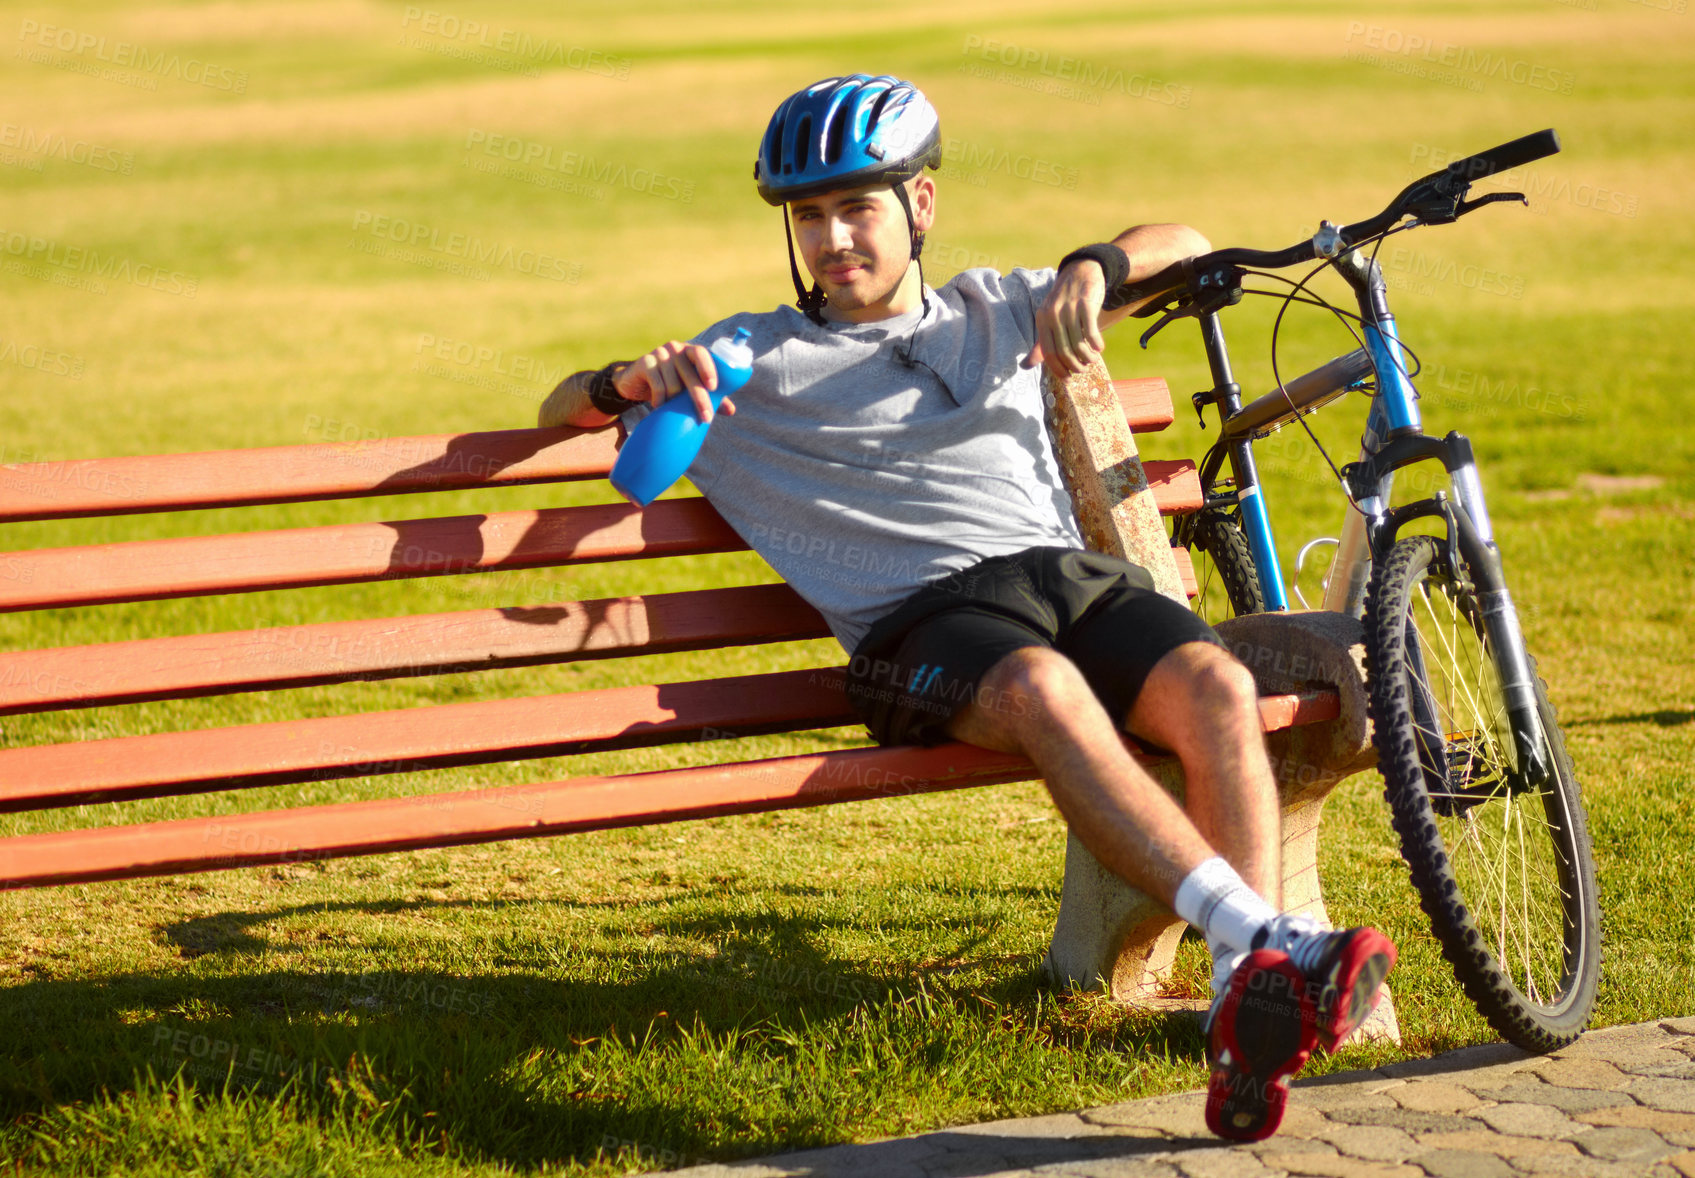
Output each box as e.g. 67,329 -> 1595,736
539,73 -> 1395,1142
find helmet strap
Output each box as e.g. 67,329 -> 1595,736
891,181 -> 926,263
889,180 -> 933,360
781,210 -> 828,325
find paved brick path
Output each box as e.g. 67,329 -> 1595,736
675,1017 -> 1695,1177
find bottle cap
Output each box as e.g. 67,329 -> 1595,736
712,327 -> 754,369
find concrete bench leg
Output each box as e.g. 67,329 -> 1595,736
1041,611 -> 1400,1046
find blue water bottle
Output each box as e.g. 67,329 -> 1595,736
609,327 -> 753,507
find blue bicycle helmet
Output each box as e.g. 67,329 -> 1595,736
755,74 -> 941,206
755,75 -> 942,321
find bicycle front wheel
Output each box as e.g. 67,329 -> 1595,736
1180,508 -> 1264,624
1364,535 -> 1600,1052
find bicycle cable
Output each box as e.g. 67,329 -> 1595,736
1238,285 -> 1425,380
1260,265 -> 1369,514
1228,221 -> 1426,516
1360,225 -> 1425,380
1192,270 -> 1363,513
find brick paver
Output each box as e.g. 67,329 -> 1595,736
673,1019 -> 1695,1177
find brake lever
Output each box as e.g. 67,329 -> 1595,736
1137,278 -> 1245,349
1457,190 -> 1529,216
1130,295 -> 1179,319
1138,302 -> 1193,348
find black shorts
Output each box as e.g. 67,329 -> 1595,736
844,546 -> 1225,747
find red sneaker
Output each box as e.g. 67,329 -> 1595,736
1266,922 -> 1398,1051
1203,948 -> 1318,1141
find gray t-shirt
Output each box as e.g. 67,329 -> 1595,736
624,266 -> 1083,652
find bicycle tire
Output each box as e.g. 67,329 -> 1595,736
1364,534 -> 1600,1052
1181,508 -> 1265,623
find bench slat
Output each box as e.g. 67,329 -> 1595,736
0,689 -> 1337,890
1142,458 -> 1202,513
1114,378 -> 1174,432
2,656 -> 1317,810
0,462 -> 1200,612
0,584 -> 829,714
0,381 -> 1174,524
0,668 -> 858,810
1170,543 -> 1196,597
0,498 -> 742,612
0,429 -> 618,523
0,548 -> 1199,717
0,746 -> 1029,889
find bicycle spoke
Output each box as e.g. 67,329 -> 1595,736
1518,807 -> 1544,1004
1421,579 -> 1496,752
1452,811 -> 1510,917
1400,561 -> 1578,1010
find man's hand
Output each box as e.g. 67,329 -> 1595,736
1026,257 -> 1111,379
616,340 -> 737,423
1024,225 -> 1213,382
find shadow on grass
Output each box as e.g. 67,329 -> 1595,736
1570,708 -> 1695,728
0,890 -> 1206,1173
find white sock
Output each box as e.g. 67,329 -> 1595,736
1173,856 -> 1279,961
1210,946 -> 1248,999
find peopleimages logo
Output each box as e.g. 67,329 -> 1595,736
349,211 -> 581,282
923,237 -> 1002,278
959,34 -> 1192,107
413,332 -> 567,387
1428,364 -> 1589,423
1384,244 -> 1525,300
0,229 -> 198,296
940,136 -> 1078,189
1342,22 -> 1576,94
16,19 -> 249,92
0,336 -> 84,380
399,7 -> 631,79
462,130 -> 695,203
0,124 -> 133,174
1408,144 -> 1638,220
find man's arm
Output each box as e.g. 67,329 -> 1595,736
536,343 -> 738,429
537,363 -> 628,429
1030,222 -> 1212,379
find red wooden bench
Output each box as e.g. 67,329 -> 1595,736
0,365 -> 1381,1027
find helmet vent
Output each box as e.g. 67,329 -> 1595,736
868,86 -> 895,128
795,115 -> 812,173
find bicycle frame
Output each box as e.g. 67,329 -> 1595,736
1187,248 -> 1551,782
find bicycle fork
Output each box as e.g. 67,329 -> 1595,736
1445,487 -> 1553,789
1350,435 -> 1552,788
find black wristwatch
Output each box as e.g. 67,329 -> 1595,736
1057,242 -> 1130,292
586,362 -> 636,416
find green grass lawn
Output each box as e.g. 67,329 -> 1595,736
2,1 -> 1692,1173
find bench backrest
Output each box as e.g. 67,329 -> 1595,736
0,377 -> 1238,889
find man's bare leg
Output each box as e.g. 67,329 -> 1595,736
943,641 -> 1397,1145
1123,642 -> 1283,905
943,645 -> 1222,908
943,642 -> 1278,907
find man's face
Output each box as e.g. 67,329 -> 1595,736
789,177 -> 934,322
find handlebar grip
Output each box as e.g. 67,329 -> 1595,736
1446,128 -> 1561,182
1104,259 -> 1188,312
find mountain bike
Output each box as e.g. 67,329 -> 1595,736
1118,130 -> 1600,1052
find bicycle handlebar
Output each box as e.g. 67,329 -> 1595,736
1108,129 -> 1562,310
1448,127 -> 1562,181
